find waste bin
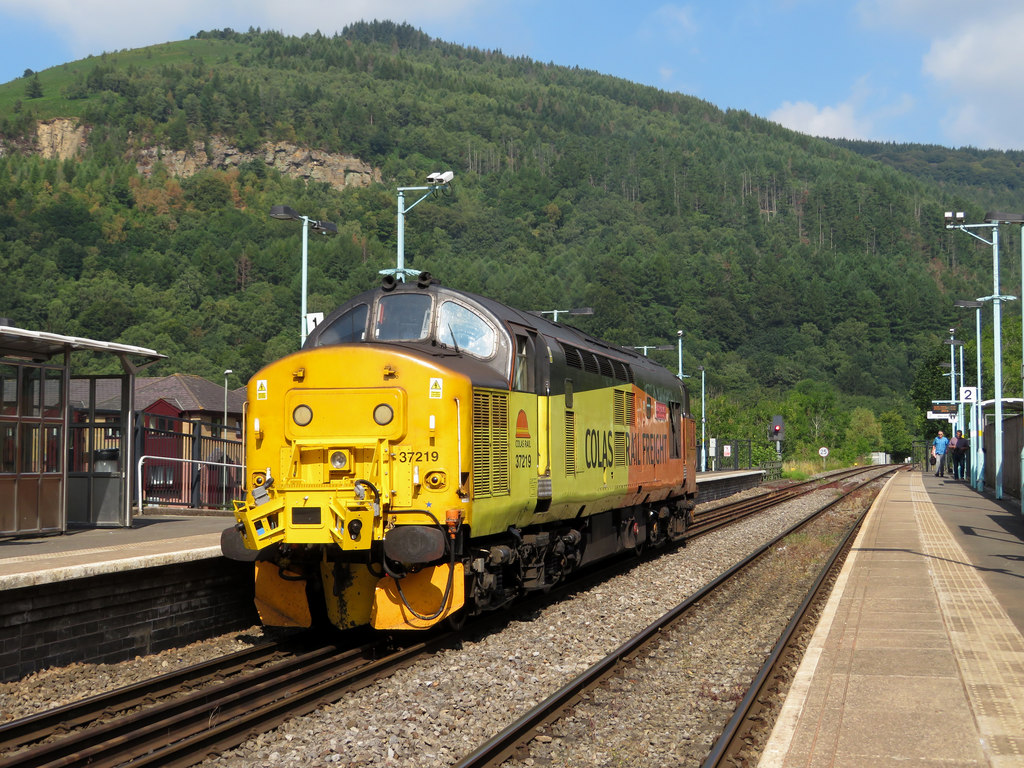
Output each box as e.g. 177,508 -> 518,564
94,448 -> 120,473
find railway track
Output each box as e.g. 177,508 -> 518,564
0,468 -> 886,768
0,634 -> 456,768
453,466 -> 899,768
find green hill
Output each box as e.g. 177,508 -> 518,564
1,22 -> 1018,461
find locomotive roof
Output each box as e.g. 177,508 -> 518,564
317,279 -> 655,368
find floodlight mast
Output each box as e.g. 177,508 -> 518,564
382,172 -> 454,282
269,205 -> 337,344
943,210 -> 1020,499
538,308 -> 594,323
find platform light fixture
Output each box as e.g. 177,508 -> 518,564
538,308 -> 594,323
382,171 -> 455,283
985,212 -> 1024,506
270,206 -> 338,344
945,211 -> 1017,499
632,344 -> 674,356
697,365 -> 707,472
222,368 -> 233,504
954,299 -> 984,490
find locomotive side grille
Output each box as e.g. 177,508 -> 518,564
492,393 -> 509,494
565,410 -> 576,474
614,360 -> 635,383
613,390 -> 635,426
614,432 -> 627,466
472,391 -> 509,498
562,345 -> 584,370
558,343 -> 632,384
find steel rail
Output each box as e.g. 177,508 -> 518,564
701,466 -> 907,767
453,467 -> 895,768
0,640 -> 294,752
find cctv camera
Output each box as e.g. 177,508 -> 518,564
426,172 -> 442,183
437,170 -> 454,184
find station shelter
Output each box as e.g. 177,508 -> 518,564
0,324 -> 164,537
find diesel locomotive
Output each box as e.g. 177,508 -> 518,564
222,275 -> 698,631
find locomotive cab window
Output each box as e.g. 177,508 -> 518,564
669,401 -> 682,459
512,334 -> 534,391
437,301 -> 496,359
314,304 -> 368,346
374,294 -> 432,341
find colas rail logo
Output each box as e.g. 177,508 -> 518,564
516,410 -> 531,441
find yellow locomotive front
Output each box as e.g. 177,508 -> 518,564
228,281 -> 506,631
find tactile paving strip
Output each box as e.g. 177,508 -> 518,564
911,477 -> 1024,766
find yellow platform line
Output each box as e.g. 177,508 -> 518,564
910,476 -> 1024,766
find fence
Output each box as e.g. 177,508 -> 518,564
701,439 -> 755,471
132,412 -> 243,510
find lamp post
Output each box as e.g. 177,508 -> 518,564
697,365 -> 706,472
381,171 -> 454,283
632,344 -> 673,356
676,330 -> 684,380
955,299 -> 984,490
944,331 -> 964,432
270,206 -> 337,344
945,212 -> 1016,499
222,368 -> 232,505
538,308 -> 594,323
985,212 -> 1024,506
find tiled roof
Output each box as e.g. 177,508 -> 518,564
135,374 -> 246,414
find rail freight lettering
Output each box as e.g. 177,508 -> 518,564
584,428 -> 668,469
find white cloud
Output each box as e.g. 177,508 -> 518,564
651,4 -> 698,39
768,76 -> 891,141
854,0 -> 1024,148
769,99 -> 873,141
0,0 -> 481,58
921,11 -> 1024,148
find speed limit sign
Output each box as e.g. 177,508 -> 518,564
818,447 -> 829,458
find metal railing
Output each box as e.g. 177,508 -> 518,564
135,454 -> 241,513
132,412 -> 243,510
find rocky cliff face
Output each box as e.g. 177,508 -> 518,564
23,119 -> 379,191
35,118 -> 90,161
134,137 -> 380,189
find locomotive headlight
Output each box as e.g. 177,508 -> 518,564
329,450 -> 347,469
292,404 -> 313,426
373,403 -> 394,426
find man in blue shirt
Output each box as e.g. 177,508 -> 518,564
932,430 -> 950,478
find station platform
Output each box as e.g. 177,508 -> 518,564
0,513 -> 230,590
759,470 -> 1024,767
0,469 -> 765,589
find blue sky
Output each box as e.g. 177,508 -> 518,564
1,0 -> 1023,150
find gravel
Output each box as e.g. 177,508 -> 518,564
0,475 -> 882,767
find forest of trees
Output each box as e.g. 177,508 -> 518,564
3,22 -> 1023,465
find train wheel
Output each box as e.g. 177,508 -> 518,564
446,606 -> 468,631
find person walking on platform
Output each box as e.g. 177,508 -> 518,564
952,430 -> 970,480
932,430 -> 950,478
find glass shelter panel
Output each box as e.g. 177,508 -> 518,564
0,360 -> 66,536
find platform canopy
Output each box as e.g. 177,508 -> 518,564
0,325 -> 166,372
